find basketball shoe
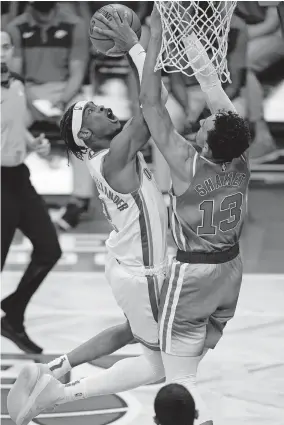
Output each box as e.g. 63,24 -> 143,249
8,365 -> 64,425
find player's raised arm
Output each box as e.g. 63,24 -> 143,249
140,7 -> 194,183
91,10 -> 150,164
90,8 -> 169,173
182,29 -> 236,114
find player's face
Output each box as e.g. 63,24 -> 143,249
82,101 -> 121,139
196,115 -> 216,148
0,32 -> 14,69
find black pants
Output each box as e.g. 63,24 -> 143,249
1,164 -> 62,330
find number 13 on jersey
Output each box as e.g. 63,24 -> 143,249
197,192 -> 244,236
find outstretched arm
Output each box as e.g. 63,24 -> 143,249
140,7 -> 195,182
182,29 -> 236,114
92,10 -> 168,179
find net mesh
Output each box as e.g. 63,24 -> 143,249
154,1 -> 237,83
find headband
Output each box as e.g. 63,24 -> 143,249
72,101 -> 89,147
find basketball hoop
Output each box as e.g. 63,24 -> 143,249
154,1 -> 237,83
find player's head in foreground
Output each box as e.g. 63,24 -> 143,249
154,383 -> 198,425
60,101 -> 122,160
1,31 -> 14,81
195,110 -> 251,162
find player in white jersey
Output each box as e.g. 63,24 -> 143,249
7,10 -> 170,425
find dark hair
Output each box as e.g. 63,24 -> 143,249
207,110 -> 251,162
154,384 -> 196,425
60,104 -> 87,161
30,1 -> 57,13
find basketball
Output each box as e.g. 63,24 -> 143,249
89,4 -> 142,57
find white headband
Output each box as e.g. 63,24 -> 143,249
72,101 -> 89,147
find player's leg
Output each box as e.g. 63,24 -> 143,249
7,321 -> 133,423
7,259 -> 166,422
161,353 -> 212,425
105,254 -> 162,350
159,260 -> 219,425
204,255 -> 243,352
47,320 -> 134,379
8,344 -> 165,425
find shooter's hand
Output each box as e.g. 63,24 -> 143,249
92,9 -> 138,56
150,5 -> 162,37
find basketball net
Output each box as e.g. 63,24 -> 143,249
154,1 -> 237,83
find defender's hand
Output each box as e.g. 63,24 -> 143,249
150,5 -> 162,37
92,9 -> 139,55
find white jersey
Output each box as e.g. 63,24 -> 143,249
86,150 -> 168,269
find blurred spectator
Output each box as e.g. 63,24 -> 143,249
6,1 -> 91,230
154,384 -> 198,425
235,1 -> 284,162
7,1 -> 88,122
1,30 -> 62,354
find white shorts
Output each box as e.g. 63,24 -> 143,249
105,254 -> 166,350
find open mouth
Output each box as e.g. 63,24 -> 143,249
106,108 -> 118,123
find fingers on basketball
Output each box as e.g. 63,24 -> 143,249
89,4 -> 141,57
112,8 -> 124,25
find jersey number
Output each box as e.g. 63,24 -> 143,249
197,192 -> 243,236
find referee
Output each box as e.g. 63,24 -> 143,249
1,31 -> 62,353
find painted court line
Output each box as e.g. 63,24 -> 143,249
1,408 -> 128,419
2,271 -> 284,280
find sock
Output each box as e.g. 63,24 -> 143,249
48,355 -> 72,379
56,347 -> 165,404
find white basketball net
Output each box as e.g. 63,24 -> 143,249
154,1 -> 237,83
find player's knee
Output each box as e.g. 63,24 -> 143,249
144,350 -> 165,381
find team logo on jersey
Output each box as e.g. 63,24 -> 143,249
222,163 -> 227,172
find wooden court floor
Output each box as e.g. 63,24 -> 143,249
1,270 -> 284,425
1,183 -> 284,424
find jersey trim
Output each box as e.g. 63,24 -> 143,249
132,191 -> 154,267
170,196 -> 186,251
147,275 -> 159,323
192,151 -> 198,178
160,261 -> 186,353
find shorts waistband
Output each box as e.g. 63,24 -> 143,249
176,243 -> 239,264
116,259 -> 168,277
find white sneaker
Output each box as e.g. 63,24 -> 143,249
7,363 -> 51,424
15,374 -> 64,425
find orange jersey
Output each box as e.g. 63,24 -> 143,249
170,152 -> 250,252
